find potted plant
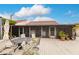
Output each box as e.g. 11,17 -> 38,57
59,31 -> 66,41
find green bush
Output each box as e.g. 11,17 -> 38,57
9,20 -> 16,25
59,31 -> 66,37
2,18 -> 16,25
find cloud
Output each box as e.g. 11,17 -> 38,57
65,10 -> 73,16
33,16 -> 55,21
30,5 -> 50,15
65,10 -> 79,17
14,4 -> 51,17
14,7 -> 30,17
0,13 -> 11,19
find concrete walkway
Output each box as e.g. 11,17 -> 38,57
39,38 -> 79,55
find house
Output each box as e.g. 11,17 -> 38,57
11,18 -> 74,38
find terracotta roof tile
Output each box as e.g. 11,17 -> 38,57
16,20 -> 26,23
28,21 -> 58,26
15,20 -> 58,26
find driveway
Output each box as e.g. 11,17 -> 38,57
39,38 -> 79,55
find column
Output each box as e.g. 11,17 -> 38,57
0,25 -> 2,39
54,27 -> 57,38
18,27 -> 20,37
10,25 -> 12,38
0,24 -> 2,39
41,26 -> 43,38
22,27 -> 24,34
49,26 -> 51,38
29,27 -> 31,37
0,17 -> 2,39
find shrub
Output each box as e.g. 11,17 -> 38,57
59,31 -> 66,37
9,20 -> 16,25
1,18 -> 16,25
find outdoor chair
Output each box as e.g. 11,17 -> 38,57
50,36 -> 56,39
20,33 -> 40,55
20,34 -> 26,38
0,38 -> 20,55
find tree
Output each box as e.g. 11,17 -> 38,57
1,18 -> 16,25
9,20 -> 16,25
1,17 -> 16,39
2,18 -> 6,25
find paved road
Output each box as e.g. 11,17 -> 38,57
39,38 -> 79,55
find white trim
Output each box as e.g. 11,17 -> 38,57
41,26 -> 43,38
49,26 -> 51,37
29,27 -> 31,37
22,27 -> 24,34
54,27 -> 57,38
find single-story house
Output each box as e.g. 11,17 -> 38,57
11,19 -> 74,39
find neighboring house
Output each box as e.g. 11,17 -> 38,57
11,19 -> 74,38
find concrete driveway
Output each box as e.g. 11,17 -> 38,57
39,38 -> 79,55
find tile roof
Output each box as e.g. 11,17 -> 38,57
27,21 -> 58,26
15,20 -> 58,26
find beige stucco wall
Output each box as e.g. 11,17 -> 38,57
76,29 -> 79,37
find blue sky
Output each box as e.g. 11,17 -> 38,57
0,4 -> 79,24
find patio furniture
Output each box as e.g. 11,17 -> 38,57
20,34 -> 26,38
50,36 -> 56,39
21,38 -> 40,55
11,37 -> 31,45
20,33 -> 40,55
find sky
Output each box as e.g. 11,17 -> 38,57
0,4 -> 79,24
